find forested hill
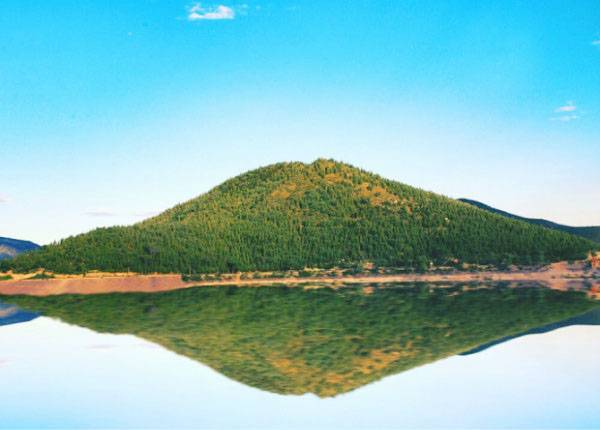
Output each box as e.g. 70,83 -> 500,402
2,159 -> 596,274
0,237 -> 40,260
459,199 -> 600,243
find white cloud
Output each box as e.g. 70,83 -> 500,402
0,194 -> 9,203
555,102 -> 576,113
187,4 -> 235,20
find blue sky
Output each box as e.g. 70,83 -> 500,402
1,0 -> 599,244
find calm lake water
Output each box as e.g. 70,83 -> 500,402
1,284 -> 599,429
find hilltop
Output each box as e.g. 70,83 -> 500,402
0,237 -> 40,260
2,160 -> 596,274
460,198 -> 600,243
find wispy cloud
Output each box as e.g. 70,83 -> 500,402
555,101 -> 577,113
187,3 -> 235,20
552,114 -> 579,122
551,102 -> 579,122
592,39 -> 600,46
87,344 -> 117,350
133,211 -> 159,218
84,210 -> 118,217
83,209 -> 159,218
0,194 -> 9,203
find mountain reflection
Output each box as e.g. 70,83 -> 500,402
0,302 -> 38,327
3,283 -> 598,397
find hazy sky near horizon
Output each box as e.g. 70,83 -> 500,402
1,0 -> 599,245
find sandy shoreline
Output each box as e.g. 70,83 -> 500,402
0,261 -> 598,297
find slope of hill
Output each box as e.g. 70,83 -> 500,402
2,160 -> 596,274
0,237 -> 40,260
459,199 -> 600,243
3,284 -> 596,397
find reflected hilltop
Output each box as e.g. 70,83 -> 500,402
3,284 -> 598,397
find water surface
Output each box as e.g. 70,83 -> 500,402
1,283 -> 599,429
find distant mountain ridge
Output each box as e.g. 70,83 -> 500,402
0,237 -> 40,260
459,199 -> 600,243
460,307 -> 600,355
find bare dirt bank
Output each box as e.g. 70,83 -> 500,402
0,261 -> 598,297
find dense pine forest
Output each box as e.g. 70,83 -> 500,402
2,159 -> 596,274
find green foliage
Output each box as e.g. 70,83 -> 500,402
0,274 -> 12,281
3,284 -> 596,397
2,159 -> 596,274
